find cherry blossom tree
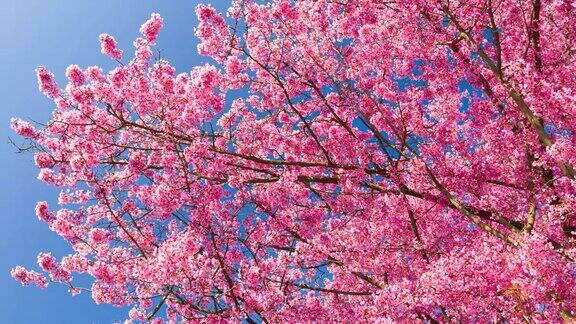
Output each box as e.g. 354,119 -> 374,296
10,0 -> 576,322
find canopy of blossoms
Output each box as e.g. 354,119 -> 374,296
10,0 -> 576,322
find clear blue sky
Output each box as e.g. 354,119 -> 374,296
0,1 -> 227,322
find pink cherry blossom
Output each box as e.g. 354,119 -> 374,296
11,266 -> 47,288
85,66 -> 106,82
99,34 -> 122,60
36,66 -> 60,98
139,13 -> 163,44
10,118 -> 36,138
37,252 -> 57,272
65,64 -> 86,86
33,152 -> 53,168
34,201 -> 53,223
89,228 -> 110,244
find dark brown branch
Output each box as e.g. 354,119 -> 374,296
287,282 -> 372,296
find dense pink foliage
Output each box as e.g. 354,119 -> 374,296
36,66 -> 60,98
99,34 -> 123,60
10,266 -> 47,289
10,1 -> 576,322
140,13 -> 164,44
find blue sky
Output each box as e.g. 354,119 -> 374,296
0,1 -> 227,322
